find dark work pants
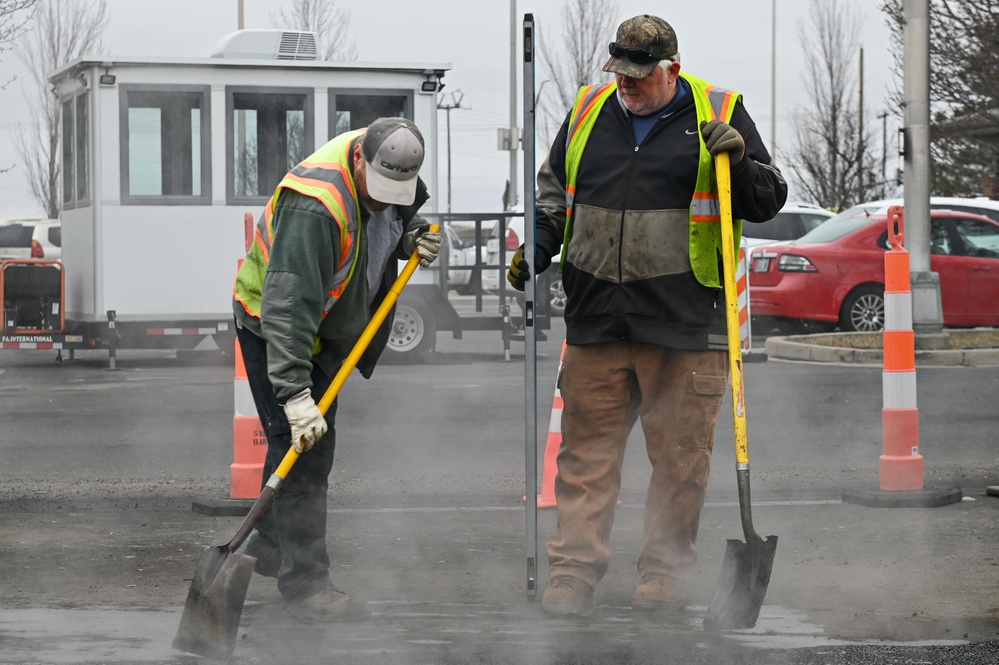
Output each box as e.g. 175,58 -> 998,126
235,322 -> 338,602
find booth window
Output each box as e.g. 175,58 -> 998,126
227,87 -> 313,205
330,90 -> 412,137
61,91 -> 91,209
119,85 -> 211,205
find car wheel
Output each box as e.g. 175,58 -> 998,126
548,277 -> 566,316
384,295 -> 436,363
839,285 -> 885,332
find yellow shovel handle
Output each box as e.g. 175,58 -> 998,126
273,223 -> 440,480
715,154 -> 749,466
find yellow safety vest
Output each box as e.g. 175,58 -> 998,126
562,72 -> 743,289
233,130 -> 363,322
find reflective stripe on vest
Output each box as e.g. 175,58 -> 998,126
563,82 -> 616,250
560,73 -> 743,288
233,129 -> 363,319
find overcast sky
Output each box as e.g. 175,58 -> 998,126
0,0 -> 893,219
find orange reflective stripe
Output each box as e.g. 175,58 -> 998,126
704,86 -> 740,123
704,85 -> 719,120
253,228 -> 269,261
290,162 -> 356,201
691,192 -> 720,222
281,175 -> 348,219
568,83 -> 615,144
719,90 -> 738,123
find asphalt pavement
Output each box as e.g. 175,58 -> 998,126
1,318 -> 998,664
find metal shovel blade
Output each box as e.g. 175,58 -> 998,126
703,533 -> 778,630
172,544 -> 257,659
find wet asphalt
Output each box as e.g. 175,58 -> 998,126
1,316 -> 998,664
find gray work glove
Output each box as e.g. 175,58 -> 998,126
283,388 -> 327,454
700,119 -> 746,163
402,223 -> 442,267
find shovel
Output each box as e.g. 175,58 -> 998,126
172,224 -> 439,659
703,153 -> 777,631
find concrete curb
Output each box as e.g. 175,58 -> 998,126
765,335 -> 999,366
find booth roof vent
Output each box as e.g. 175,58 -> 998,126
277,31 -> 318,60
210,29 -> 318,61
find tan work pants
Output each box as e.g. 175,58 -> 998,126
547,341 -> 728,588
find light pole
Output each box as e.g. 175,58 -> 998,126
770,0 -> 776,155
438,91 -> 465,216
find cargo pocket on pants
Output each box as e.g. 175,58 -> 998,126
678,371 -> 728,450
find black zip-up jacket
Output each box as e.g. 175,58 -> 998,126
535,79 -> 787,350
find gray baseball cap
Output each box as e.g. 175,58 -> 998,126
602,15 -> 678,79
362,117 -> 425,206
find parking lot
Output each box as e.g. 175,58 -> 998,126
2,320 -> 999,663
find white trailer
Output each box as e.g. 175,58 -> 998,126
1,29 -> 551,363
18,30 -> 473,361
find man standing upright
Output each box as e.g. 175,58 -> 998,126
508,15 -> 787,617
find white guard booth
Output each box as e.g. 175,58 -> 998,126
47,30 -> 450,360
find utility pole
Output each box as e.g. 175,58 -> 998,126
904,0 -> 946,346
879,110 -> 888,192
857,47 -> 864,202
238,0 -> 244,30
507,0 -> 519,211
438,91 -> 465,217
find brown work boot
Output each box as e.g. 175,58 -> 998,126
632,573 -> 685,611
286,585 -> 371,622
542,575 -> 595,617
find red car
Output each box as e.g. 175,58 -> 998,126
748,209 -> 999,332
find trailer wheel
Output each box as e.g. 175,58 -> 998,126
385,295 -> 436,363
213,331 -> 237,358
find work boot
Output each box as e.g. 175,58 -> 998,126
542,575 -> 595,617
286,585 -> 371,622
632,573 -> 685,611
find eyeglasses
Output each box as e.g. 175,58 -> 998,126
608,42 -> 670,65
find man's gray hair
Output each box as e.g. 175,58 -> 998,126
658,53 -> 681,72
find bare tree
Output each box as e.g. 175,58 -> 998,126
784,0 -> 881,210
536,0 -> 618,147
882,0 -> 999,196
272,0 -> 357,61
14,0 -> 107,218
0,0 -> 34,84
0,0 -> 34,174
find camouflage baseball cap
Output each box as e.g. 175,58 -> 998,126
602,15 -> 678,79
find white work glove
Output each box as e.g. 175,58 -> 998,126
403,223 -> 442,267
282,388 -> 327,453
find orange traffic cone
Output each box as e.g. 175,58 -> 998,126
536,340 -> 567,508
230,338 -> 267,498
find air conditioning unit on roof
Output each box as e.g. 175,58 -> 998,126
210,29 -> 318,61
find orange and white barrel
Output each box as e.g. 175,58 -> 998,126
880,205 -> 923,490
